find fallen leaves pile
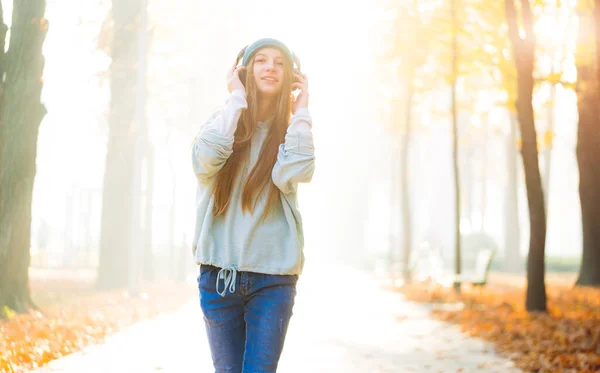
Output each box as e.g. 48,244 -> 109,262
0,280 -> 194,373
398,281 -> 600,372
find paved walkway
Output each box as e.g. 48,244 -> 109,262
33,264 -> 521,373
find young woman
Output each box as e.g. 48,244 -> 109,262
190,38 -> 315,373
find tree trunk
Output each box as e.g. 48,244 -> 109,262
575,8 -> 600,287
465,148 -> 473,228
504,112 -> 522,272
451,0 -> 462,293
401,83 -> 413,284
505,0 -> 547,312
96,0 -> 143,290
596,0 -> 600,95
0,0 -> 48,315
142,145 -> 154,282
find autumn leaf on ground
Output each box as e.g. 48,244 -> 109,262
396,280 -> 600,373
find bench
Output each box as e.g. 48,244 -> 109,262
447,248 -> 496,288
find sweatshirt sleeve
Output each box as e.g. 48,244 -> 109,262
191,89 -> 247,183
271,108 -> 316,194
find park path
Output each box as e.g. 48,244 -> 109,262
33,263 -> 521,373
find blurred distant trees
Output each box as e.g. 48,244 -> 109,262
377,0 -> 527,287
378,0 -> 553,311
96,0 -> 147,290
377,0 -> 431,284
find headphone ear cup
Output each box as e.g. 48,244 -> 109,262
234,46 -> 248,87
292,52 -> 301,74
236,46 -> 247,68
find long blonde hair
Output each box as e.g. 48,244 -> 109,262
212,54 -> 294,220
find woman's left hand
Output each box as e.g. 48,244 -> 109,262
291,73 -> 309,114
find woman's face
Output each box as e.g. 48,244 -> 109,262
252,47 -> 286,98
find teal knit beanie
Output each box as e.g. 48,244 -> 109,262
241,38 -> 294,67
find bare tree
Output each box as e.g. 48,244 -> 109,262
505,0 -> 547,311
96,0 -> 146,290
451,0 -> 462,293
0,0 -> 48,314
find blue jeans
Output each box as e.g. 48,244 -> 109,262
197,264 -> 298,373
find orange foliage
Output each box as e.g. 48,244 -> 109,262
398,283 -> 600,372
0,284 -> 193,373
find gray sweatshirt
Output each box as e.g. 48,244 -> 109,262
191,89 -> 315,291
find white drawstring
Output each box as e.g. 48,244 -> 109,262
216,266 -> 237,297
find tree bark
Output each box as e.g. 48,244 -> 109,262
0,0 -> 48,314
596,0 -> 600,96
505,0 -> 547,312
96,0 -> 143,290
575,7 -> 600,287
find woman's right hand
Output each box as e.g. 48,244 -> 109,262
227,65 -> 246,93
